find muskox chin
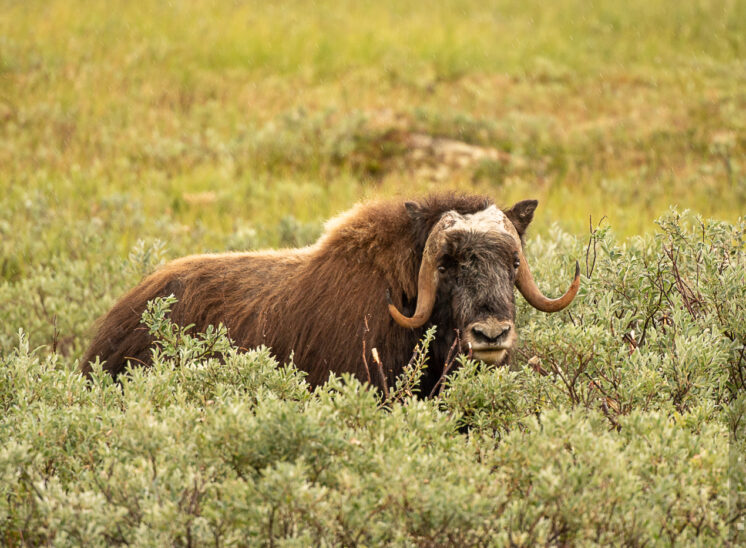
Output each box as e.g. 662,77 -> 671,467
81,193 -> 579,396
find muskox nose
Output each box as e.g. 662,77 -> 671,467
471,323 -> 511,344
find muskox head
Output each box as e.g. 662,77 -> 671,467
387,199 -> 579,365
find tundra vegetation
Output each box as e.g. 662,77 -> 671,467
1,0 -> 744,545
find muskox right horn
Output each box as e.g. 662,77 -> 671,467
515,248 -> 580,313
387,215 -> 452,329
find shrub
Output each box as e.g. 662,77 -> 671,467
0,211 -> 743,545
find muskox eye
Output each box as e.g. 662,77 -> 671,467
438,255 -> 456,273
513,254 -> 520,269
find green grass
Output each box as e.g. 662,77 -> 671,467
2,0 -> 744,278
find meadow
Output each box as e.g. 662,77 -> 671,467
1,0 -> 744,545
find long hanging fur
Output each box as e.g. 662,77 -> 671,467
81,194 -> 492,393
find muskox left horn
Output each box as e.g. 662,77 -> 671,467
387,214 -> 453,329
515,248 -> 580,312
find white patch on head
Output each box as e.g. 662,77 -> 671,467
440,205 -> 520,244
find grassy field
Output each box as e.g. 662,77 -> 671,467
2,0 -> 744,267
1,0 -> 745,544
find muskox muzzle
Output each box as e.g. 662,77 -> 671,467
463,318 -> 516,365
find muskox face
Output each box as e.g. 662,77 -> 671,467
388,200 -> 580,365
436,218 -> 520,364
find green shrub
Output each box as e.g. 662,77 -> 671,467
1,210 -> 743,545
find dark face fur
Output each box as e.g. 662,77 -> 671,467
408,202 -> 535,365
436,229 -> 520,363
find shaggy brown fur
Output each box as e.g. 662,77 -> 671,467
81,193 -> 527,393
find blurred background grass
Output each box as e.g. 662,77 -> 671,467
1,0 -> 744,279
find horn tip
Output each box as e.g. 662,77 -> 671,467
574,260 -> 580,279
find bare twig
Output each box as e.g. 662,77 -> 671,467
361,316 -> 372,385
637,259 -> 665,348
731,345 -> 746,395
52,314 -> 59,354
585,215 -> 606,278
567,310 -> 577,327
527,355 -> 549,376
663,245 -> 701,319
372,347 -> 388,400
600,399 -> 621,431
429,330 -> 461,398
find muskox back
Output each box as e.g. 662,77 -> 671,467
80,251 -> 308,380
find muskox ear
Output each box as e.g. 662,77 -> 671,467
504,199 -> 538,237
404,201 -> 421,220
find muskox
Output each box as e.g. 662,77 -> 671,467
81,194 -> 579,395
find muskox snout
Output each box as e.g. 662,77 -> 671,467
471,323 -> 511,345
463,319 -> 516,365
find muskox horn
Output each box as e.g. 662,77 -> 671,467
387,216 -> 452,329
515,249 -> 580,312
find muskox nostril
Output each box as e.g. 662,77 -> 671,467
471,324 -> 511,344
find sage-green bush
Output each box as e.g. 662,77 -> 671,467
1,211 -> 743,546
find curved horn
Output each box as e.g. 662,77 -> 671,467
387,250 -> 439,329
387,220 -> 450,329
515,248 -> 580,312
